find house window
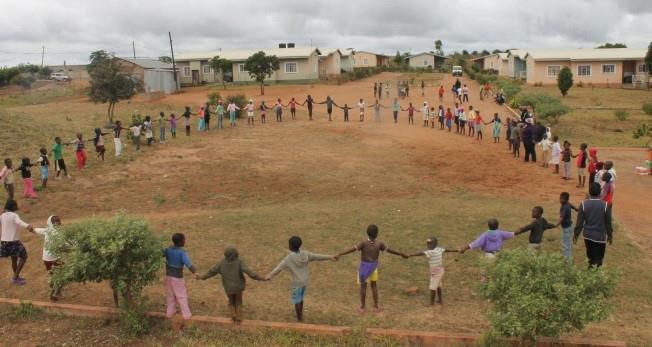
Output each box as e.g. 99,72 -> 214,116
363,58 -> 368,65
577,64 -> 591,76
238,64 -> 247,72
639,64 -> 648,73
183,66 -> 191,77
547,65 -> 561,77
285,62 -> 298,73
602,64 -> 615,74
423,59 -> 428,66
202,65 -> 211,74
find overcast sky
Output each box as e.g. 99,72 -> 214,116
2,0 -> 651,66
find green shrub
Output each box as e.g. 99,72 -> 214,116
119,296 -> 153,337
208,91 -> 222,105
514,93 -> 570,124
557,66 -> 573,96
49,213 -> 163,312
10,301 -> 43,320
10,73 -> 36,89
642,102 -> 652,116
225,94 -> 247,118
342,67 -> 381,82
614,109 -> 629,121
495,79 -> 522,101
481,249 -> 617,341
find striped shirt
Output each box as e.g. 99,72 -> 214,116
424,247 -> 445,268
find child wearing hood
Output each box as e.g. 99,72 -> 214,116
266,236 -> 334,322
33,215 -> 63,300
460,219 -> 514,259
199,246 -> 265,323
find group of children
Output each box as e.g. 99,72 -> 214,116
161,195 -> 595,330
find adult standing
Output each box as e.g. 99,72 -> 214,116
302,95 -> 315,120
573,183 -> 613,268
318,96 -> 337,121
522,120 -> 537,163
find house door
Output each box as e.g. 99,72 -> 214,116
191,70 -> 200,85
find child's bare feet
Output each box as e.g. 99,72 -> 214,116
357,307 -> 366,314
372,306 -> 383,313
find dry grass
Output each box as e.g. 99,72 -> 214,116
0,74 -> 651,345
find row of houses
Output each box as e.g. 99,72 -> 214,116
174,45 -> 447,86
471,48 -> 649,87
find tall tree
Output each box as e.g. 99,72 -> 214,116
434,40 -> 443,55
557,66 -> 573,96
492,49 -> 503,54
243,51 -> 280,95
645,41 -> 652,89
209,55 -> 233,90
158,56 -> 172,64
597,43 -> 627,48
481,49 -> 490,56
462,50 -> 470,56
87,50 -> 141,124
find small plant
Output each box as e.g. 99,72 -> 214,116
642,102 -> 652,116
633,123 -> 652,149
481,249 -> 617,342
118,296 -> 153,337
557,66 -> 573,96
614,109 -> 629,121
11,301 -> 43,319
153,192 -> 166,206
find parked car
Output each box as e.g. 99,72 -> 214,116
452,66 -> 463,76
50,72 -> 71,82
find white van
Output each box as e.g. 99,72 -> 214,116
50,72 -> 71,82
452,66 -> 463,76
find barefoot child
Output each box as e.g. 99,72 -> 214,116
421,102 -> 429,127
335,225 -> 407,313
266,236 -> 334,322
514,206 -> 557,251
244,99 -> 255,126
488,113 -> 502,143
163,233 -> 198,330
71,133 -> 87,170
1,159 -> 16,199
37,148 -> 50,188
358,98 -> 366,122
561,141 -> 573,180
337,104 -> 353,122
259,101 -> 269,124
168,113 -> 179,139
199,246 -> 265,323
557,192 -> 578,262
113,120 -> 128,156
33,215 -> 63,300
459,219 -> 514,260
550,136 -> 561,174
0,199 -> 34,285
158,112 -> 167,143
407,236 -> 458,305
93,128 -> 110,161
143,116 -> 154,145
576,143 -> 588,188
17,157 -> 37,198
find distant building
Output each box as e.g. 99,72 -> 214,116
174,46 -> 321,86
470,52 -> 509,75
522,48 -> 648,87
114,58 -> 179,94
340,49 -> 355,72
318,48 -> 342,79
407,52 -> 447,69
350,51 -> 390,68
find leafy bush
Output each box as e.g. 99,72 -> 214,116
225,94 -> 247,118
557,66 -> 573,96
10,301 -> 43,320
514,93 -> 570,125
49,213 -> 163,310
10,73 -> 36,89
642,102 -> 652,116
614,109 -> 629,121
208,91 -> 222,105
495,79 -> 522,101
119,296 -> 153,337
632,123 -> 652,148
481,249 -> 617,341
341,67 -> 381,82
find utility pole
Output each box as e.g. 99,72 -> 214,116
169,32 -> 178,92
41,46 -> 45,67
132,41 -> 136,59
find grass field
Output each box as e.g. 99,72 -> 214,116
1,73 -> 651,345
518,84 -> 652,147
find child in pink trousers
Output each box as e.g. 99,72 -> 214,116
163,233 -> 197,330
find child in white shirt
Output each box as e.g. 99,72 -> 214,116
34,215 -> 63,300
408,236 -> 458,305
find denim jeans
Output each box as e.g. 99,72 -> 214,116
562,226 -> 573,261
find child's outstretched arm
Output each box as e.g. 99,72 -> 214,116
386,247 -> 408,259
307,251 -> 336,262
334,247 -> 357,260
264,257 -> 288,281
198,263 -> 220,280
407,252 -> 425,258
241,262 -> 266,281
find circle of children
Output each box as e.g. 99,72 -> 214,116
0,77 -> 616,326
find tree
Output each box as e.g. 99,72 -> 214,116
557,66 -> 573,96
49,213 -> 163,309
492,49 -> 503,54
158,56 -> 172,64
597,43 -> 627,48
481,49 -> 491,56
243,51 -> 280,95
462,50 -> 470,56
481,249 -> 616,342
209,55 -> 233,90
393,51 -> 404,65
471,50 -> 479,55
434,40 -> 443,55
87,50 -> 141,124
